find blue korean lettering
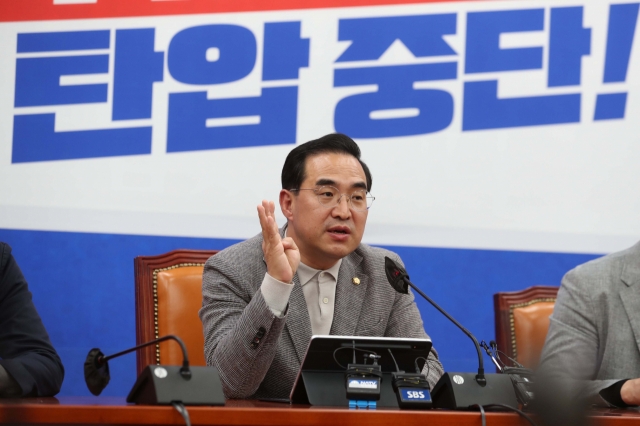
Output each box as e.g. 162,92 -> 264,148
463,8 -> 585,130
334,63 -> 457,138
262,21 -> 310,80
167,22 -> 305,152
548,7 -> 591,87
113,29 -> 164,120
167,87 -> 298,152
594,93 -> 628,120
17,30 -> 109,53
12,114 -> 151,163
15,31 -> 111,108
336,14 -> 457,61
13,30 -> 154,163
168,24 -> 256,84
462,81 -> 580,130
15,55 -> 109,107
602,3 -> 639,83
594,3 -> 639,120
465,9 -> 544,74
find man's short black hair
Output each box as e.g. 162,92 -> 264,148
281,133 -> 372,191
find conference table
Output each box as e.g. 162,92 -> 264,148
1,397 -> 640,426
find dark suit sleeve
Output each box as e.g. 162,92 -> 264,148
0,243 -> 65,397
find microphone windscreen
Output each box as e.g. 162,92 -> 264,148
84,348 -> 110,396
384,256 -> 409,294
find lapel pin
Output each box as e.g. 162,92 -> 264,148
352,277 -> 361,285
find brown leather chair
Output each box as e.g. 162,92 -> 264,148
494,285 -> 559,370
134,249 -> 218,375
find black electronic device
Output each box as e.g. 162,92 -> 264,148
289,335 -> 432,407
126,364 -> 225,405
384,257 -> 519,410
387,347 -> 433,409
502,367 -> 535,407
392,372 -> 432,409
481,340 -> 535,408
431,372 -> 518,409
84,335 -> 225,406
345,355 -> 383,401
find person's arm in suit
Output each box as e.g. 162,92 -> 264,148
200,201 -> 300,399
384,253 -> 444,389
0,243 -> 65,397
538,267 -> 636,407
200,253 -> 289,399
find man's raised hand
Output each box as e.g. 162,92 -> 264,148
257,200 -> 300,284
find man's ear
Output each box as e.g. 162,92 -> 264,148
280,189 -> 294,220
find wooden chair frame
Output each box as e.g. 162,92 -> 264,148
133,249 -> 218,375
493,285 -> 559,367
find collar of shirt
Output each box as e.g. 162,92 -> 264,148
297,259 -> 342,287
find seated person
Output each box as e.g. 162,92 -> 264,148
199,133 -> 443,399
539,240 -> 640,407
0,242 -> 65,397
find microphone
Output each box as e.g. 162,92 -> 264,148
84,334 -> 225,405
384,257 -> 486,385
384,257 -> 518,409
484,340 -> 536,408
85,335 -> 191,395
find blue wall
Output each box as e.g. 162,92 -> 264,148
0,228 -> 600,397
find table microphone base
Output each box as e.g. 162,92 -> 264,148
126,365 -> 225,405
432,373 -> 518,409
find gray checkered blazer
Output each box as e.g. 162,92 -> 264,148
539,240 -> 640,406
199,228 -> 444,399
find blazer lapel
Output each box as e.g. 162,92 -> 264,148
284,274 -> 313,363
329,250 -> 368,336
619,245 -> 640,354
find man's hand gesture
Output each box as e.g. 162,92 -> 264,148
257,200 -> 300,284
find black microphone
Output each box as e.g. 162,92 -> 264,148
84,334 -> 225,405
85,335 -> 191,396
384,256 -> 518,409
384,257 -> 486,385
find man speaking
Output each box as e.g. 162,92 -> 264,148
199,133 -> 443,399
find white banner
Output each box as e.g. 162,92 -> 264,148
1,0 -> 638,254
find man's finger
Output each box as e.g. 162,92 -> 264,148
265,200 -> 280,234
257,203 -> 274,241
267,200 -> 275,218
258,200 -> 280,246
281,237 -> 299,252
257,204 -> 269,233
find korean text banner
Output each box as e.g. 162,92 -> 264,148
0,0 -> 638,396
1,0 -> 638,253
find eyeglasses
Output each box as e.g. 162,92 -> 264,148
289,186 -> 375,212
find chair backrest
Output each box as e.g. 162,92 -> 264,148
134,249 -> 218,375
493,285 -> 559,370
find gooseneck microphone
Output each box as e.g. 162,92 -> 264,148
384,257 -> 486,386
88,335 -> 192,390
84,334 -> 225,406
384,256 -> 518,410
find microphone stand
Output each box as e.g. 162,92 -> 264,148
384,256 -> 518,410
84,334 -> 225,405
400,280 -> 486,387
97,335 -> 191,379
